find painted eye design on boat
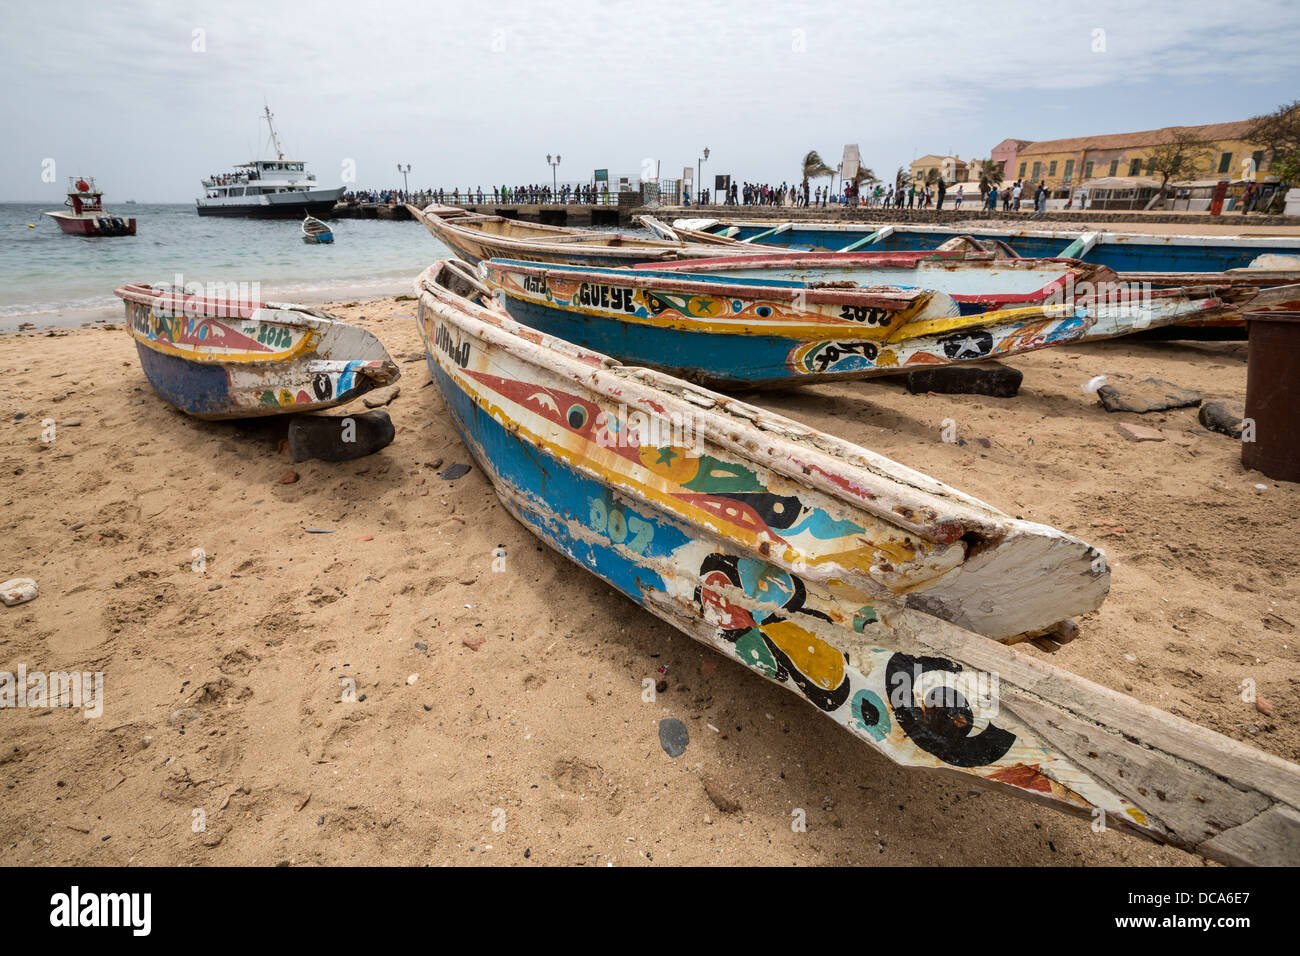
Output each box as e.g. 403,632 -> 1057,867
756,306 -> 773,317
566,404 -> 588,429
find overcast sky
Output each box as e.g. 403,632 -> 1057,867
3,0 -> 1298,202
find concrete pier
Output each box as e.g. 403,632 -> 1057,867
328,198 -> 1296,228
331,201 -> 414,220
330,198 -> 637,225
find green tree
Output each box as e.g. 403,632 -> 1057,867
1247,99 -> 1300,187
1143,129 -> 1215,207
977,158 -> 1003,197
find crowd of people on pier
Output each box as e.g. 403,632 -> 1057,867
341,175 -> 1059,217
342,183 -> 617,206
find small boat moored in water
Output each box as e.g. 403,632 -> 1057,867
43,177 -> 136,237
302,215 -> 334,244
114,282 -> 398,419
415,258 -> 1300,865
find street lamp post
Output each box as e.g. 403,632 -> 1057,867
396,163 -> 411,196
697,147 -> 710,204
546,154 -> 561,198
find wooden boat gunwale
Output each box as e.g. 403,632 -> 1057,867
641,249 -> 1115,309
410,202 -> 761,265
668,215 -> 1300,251
419,262 -> 1026,544
483,256 -> 947,311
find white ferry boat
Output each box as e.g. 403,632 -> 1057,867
196,107 -> 345,218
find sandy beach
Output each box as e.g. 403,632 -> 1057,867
2,284 -> 1296,867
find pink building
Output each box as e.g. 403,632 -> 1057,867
990,138 -> 1033,180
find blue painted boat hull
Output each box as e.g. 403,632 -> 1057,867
498,295 -> 810,387
705,223 -> 1300,272
135,342 -> 239,418
116,283 -> 400,419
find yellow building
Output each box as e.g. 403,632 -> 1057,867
908,154 -> 969,185
1007,120 -> 1279,196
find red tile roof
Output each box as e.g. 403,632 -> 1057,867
1016,121 -> 1256,157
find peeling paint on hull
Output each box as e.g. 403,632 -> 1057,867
114,284 -> 400,419
481,259 -> 1278,387
415,259 -> 1300,865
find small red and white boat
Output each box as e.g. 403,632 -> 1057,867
43,177 -> 137,237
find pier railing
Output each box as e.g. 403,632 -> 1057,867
344,189 -> 625,207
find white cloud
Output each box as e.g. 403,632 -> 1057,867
2,0 -> 1297,199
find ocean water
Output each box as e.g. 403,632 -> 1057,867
0,202 -> 455,329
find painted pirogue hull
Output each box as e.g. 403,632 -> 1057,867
115,284 -> 399,419
649,251 -> 1300,337
668,217 -> 1300,272
649,250 -> 1114,315
409,203 -> 755,268
416,261 -> 1300,865
480,258 -> 1278,388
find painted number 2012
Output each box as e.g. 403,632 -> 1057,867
588,499 -> 653,554
257,325 -> 293,349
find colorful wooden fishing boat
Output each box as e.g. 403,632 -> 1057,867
479,258 -> 1293,388
114,283 -> 398,419
655,216 -> 1300,272
415,259 -> 1300,865
301,215 -> 334,244
651,250 -> 1300,336
409,203 -> 754,267
647,250 -> 1113,315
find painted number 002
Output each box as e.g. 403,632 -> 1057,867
588,499 -> 653,554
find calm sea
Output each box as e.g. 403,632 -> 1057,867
0,202 -> 455,330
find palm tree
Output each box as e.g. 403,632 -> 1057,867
977,158 -> 1003,198
854,167 -> 879,187
800,150 -> 834,193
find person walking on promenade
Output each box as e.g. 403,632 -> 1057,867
1029,181 -> 1047,220
1012,180 -> 1023,211
954,184 -> 963,209
936,179 -> 947,211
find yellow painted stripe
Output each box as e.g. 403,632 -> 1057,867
129,322 -> 318,364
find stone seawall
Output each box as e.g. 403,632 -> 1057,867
643,204 -> 1297,227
